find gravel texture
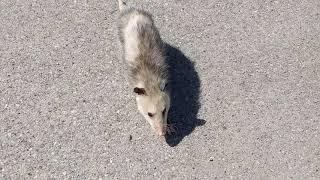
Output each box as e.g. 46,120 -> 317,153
1,0 -> 319,179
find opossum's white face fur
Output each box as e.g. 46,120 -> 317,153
134,84 -> 170,136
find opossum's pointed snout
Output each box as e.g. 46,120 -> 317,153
157,126 -> 167,137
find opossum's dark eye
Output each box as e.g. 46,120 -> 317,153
148,113 -> 154,117
162,108 -> 166,116
164,83 -> 168,90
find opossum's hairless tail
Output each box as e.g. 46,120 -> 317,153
118,0 -> 126,11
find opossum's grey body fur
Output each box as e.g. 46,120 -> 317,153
118,8 -> 168,92
117,0 -> 170,137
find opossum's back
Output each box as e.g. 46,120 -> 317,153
118,8 -> 162,63
118,9 -> 152,42
118,9 -> 153,28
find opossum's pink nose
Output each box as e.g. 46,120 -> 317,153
157,126 -> 167,136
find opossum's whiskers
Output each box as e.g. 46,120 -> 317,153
166,123 -> 177,135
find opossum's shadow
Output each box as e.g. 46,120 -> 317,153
165,44 -> 206,147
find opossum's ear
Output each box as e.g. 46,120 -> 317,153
134,87 -> 146,95
160,80 -> 168,91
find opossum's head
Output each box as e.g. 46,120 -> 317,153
134,80 -> 170,137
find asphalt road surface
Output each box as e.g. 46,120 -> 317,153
1,0 -> 319,179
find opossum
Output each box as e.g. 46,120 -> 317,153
117,0 -> 170,137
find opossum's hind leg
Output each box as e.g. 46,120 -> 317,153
118,0 -> 126,11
